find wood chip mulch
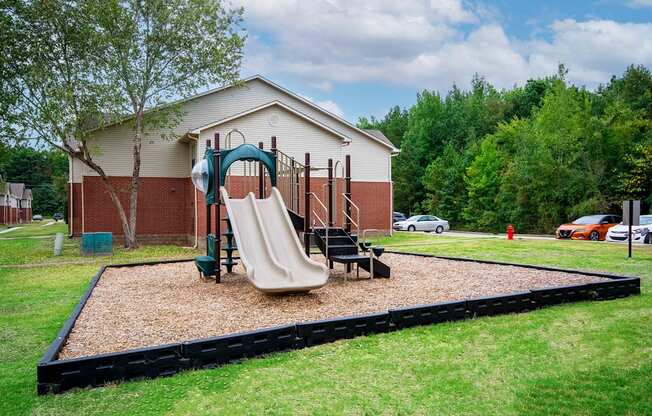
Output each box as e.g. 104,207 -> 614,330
58,253 -> 608,359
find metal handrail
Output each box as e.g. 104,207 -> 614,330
276,150 -> 305,213
308,192 -> 329,264
362,229 -> 381,278
321,182 -> 333,226
342,193 -> 360,240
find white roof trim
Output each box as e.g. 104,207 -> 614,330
190,100 -> 353,143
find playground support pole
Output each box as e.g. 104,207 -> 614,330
304,152 -> 311,256
345,154 -> 351,273
327,158 -> 334,269
328,159 -> 334,227
205,140 -> 212,257
215,133 -> 221,284
345,155 -> 351,234
258,142 -> 264,198
271,136 -> 277,201
292,158 -> 299,212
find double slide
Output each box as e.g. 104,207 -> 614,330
220,186 -> 329,293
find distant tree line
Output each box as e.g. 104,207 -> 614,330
0,145 -> 68,217
358,65 -> 652,233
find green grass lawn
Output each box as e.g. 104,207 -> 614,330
0,237 -> 198,267
1,232 -> 651,415
0,220 -> 199,267
0,220 -> 68,238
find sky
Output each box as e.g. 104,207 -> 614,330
235,0 -> 652,122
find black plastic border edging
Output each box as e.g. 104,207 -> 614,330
37,252 -> 641,395
384,250 -> 639,280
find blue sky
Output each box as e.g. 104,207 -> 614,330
236,1 -> 652,122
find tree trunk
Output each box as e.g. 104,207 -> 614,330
73,152 -> 135,248
125,112 -> 143,249
99,175 -> 133,244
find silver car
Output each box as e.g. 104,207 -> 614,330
393,215 -> 450,233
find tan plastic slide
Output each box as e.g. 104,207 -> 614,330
220,186 -> 329,293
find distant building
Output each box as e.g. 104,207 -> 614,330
0,180 -> 33,224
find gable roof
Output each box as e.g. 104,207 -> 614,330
23,188 -> 32,200
92,75 -> 398,152
9,183 -> 25,198
190,101 -> 353,143
362,129 -> 394,148
249,76 -> 397,152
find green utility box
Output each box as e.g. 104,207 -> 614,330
80,232 -> 113,256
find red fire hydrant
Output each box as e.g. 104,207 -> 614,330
507,224 -> 514,240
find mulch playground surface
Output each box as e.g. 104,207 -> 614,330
59,254 -> 608,359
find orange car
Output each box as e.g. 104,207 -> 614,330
556,214 -> 622,241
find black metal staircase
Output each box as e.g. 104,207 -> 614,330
313,227 -> 390,278
221,218 -> 237,273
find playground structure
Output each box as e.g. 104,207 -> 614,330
192,133 -> 391,293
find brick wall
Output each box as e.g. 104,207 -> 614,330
72,175 -> 391,244
71,176 -> 194,240
19,207 -> 32,223
69,183 -> 82,234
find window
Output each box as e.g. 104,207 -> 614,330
572,215 -> 604,225
640,216 -> 652,225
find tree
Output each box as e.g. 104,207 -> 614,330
599,65 -> 652,119
1,0 -> 244,247
422,143 -> 470,226
357,105 -> 408,147
360,65 -> 652,232
504,78 -> 554,120
618,144 -> 652,210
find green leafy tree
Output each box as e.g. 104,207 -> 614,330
422,143 -> 471,226
463,123 -> 521,231
394,76 -> 506,216
504,78 -> 554,120
363,64 -> 652,232
1,0 -> 244,247
0,146 -> 68,216
618,144 -> 652,208
357,105 -> 408,147
599,65 -> 652,119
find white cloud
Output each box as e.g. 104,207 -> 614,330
237,1 -> 652,92
526,19 -> 652,86
628,0 -> 652,8
309,80 -> 333,92
299,94 -> 345,117
315,100 -> 345,118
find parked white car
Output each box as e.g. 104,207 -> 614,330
393,215 -> 450,233
606,214 -> 652,244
